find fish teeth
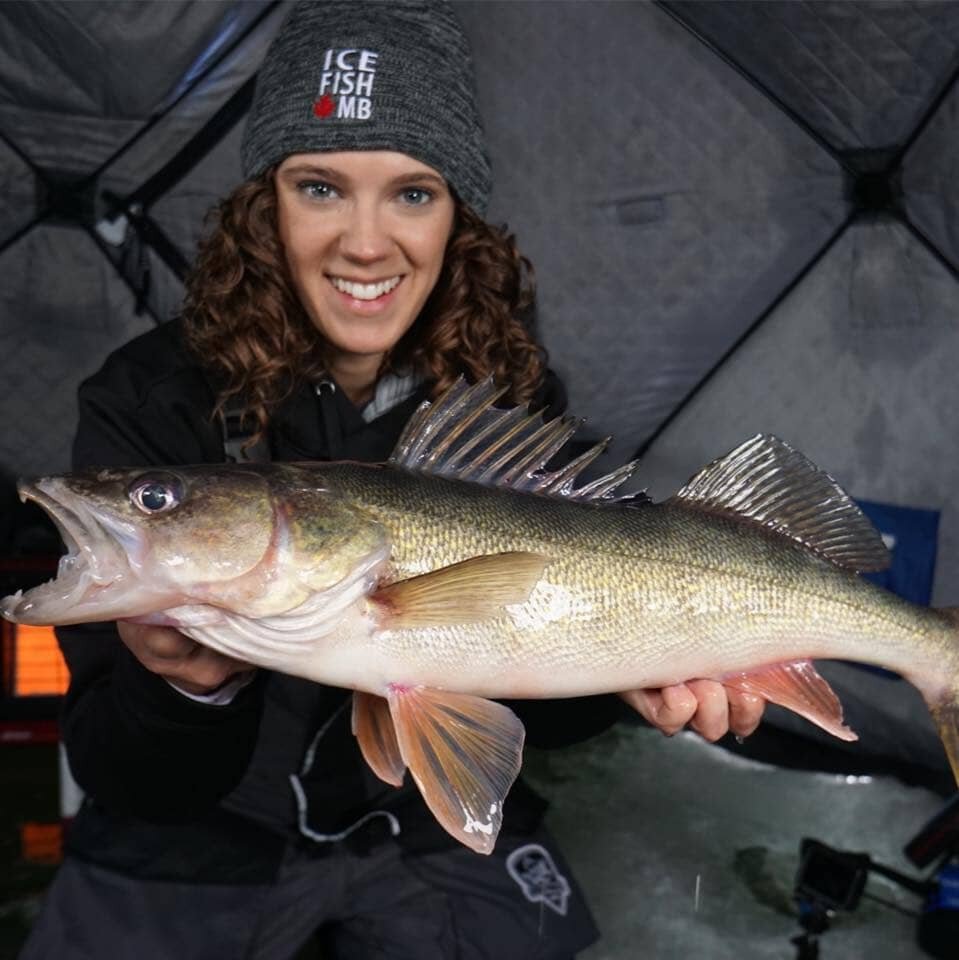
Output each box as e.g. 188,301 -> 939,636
331,276 -> 401,301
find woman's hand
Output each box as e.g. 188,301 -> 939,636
620,681 -> 765,742
117,621 -> 255,696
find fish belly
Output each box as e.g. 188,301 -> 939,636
369,570 -> 930,699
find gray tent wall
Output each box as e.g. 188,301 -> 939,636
0,1 -> 286,478
2,0 -> 959,774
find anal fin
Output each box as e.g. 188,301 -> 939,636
722,660 -> 858,742
386,685 -> 525,854
352,691 -> 406,787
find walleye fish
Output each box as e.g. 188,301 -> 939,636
2,379 -> 957,854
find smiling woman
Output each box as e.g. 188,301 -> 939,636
273,151 -> 456,405
182,152 -> 546,447
20,3 -> 763,960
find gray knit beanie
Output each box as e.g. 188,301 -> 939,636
242,0 -> 492,216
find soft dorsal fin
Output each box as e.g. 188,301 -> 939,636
388,377 -> 647,504
669,434 -> 890,573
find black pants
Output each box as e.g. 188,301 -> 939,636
20,825 -> 598,959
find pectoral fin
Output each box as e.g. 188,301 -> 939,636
386,685 -> 525,855
722,659 -> 858,742
373,552 -> 548,629
352,691 -> 406,787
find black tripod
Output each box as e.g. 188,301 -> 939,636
791,899 -> 831,960
790,837 -> 933,960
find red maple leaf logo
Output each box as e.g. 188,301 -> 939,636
313,95 -> 335,118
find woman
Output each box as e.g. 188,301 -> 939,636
22,3 -> 763,958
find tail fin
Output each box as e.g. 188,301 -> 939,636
921,608 -> 959,785
928,697 -> 959,786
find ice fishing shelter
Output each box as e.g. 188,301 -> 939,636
2,1 -> 959,765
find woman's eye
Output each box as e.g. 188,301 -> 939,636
129,479 -> 181,515
301,181 -> 339,201
399,187 -> 432,206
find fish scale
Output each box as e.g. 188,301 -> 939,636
315,464 -> 953,696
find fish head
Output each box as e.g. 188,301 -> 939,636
0,464 -> 388,626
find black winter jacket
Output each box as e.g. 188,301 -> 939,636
58,319 -> 620,883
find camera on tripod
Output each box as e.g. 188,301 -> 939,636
791,794 -> 959,959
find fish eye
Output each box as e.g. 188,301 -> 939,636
128,474 -> 182,515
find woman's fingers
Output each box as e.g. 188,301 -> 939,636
725,686 -> 765,738
619,680 -> 767,741
127,622 -> 198,661
164,648 -> 255,696
117,621 -> 253,694
684,680 -> 730,742
619,684 -> 697,736
117,620 -> 197,669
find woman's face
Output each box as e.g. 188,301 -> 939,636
274,150 -> 456,367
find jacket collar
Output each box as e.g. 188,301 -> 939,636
270,376 -> 432,462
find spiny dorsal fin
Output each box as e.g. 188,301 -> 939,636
389,377 -> 647,504
669,434 -> 890,573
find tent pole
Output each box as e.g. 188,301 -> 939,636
633,210 -> 856,458
118,76 -> 257,216
81,224 -> 162,326
899,212 -> 959,283
655,1 -> 853,174
889,59 -> 959,170
85,1 -> 282,186
0,129 -> 49,256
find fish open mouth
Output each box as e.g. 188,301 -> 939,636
0,479 -> 132,625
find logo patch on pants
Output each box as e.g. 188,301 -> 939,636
506,843 -> 571,916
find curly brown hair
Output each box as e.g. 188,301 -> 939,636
182,170 -> 546,440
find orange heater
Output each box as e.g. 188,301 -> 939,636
0,557 -> 64,742
2,621 -> 69,698
20,821 -> 64,864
